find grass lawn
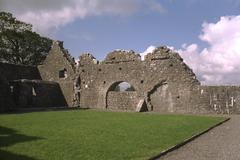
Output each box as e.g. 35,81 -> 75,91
0,110 -> 225,160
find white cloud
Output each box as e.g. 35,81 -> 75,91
178,15 -> 240,85
140,45 -> 156,60
141,16 -> 240,85
0,0 -> 165,35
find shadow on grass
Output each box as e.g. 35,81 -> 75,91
0,150 -> 37,160
0,126 -> 42,160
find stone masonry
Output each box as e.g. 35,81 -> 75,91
1,41 -> 240,114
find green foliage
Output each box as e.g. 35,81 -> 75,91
0,12 -> 32,32
0,12 -> 52,65
0,110 -> 225,160
114,85 -> 121,91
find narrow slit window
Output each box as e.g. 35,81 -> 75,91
32,87 -> 36,96
59,68 -> 67,78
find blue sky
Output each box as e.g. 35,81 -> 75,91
1,0 -> 240,84
53,0 -> 240,60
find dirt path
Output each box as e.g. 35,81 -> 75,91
160,115 -> 240,160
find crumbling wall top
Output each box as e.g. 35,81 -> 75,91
79,53 -> 98,66
145,46 -> 183,62
103,50 -> 141,64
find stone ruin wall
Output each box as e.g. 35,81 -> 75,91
77,47 -> 207,114
2,41 -> 240,114
0,42 -> 73,112
0,62 -> 41,112
9,80 -> 67,109
77,46 -> 240,114
107,91 -> 139,111
0,62 -> 68,112
198,86 -> 240,114
38,41 -> 76,107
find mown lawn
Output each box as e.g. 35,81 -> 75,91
0,110 -> 225,160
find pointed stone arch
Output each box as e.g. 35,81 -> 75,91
147,81 -> 175,112
147,80 -> 167,111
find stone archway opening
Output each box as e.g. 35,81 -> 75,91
112,82 -> 135,92
148,82 -> 174,112
106,81 -> 138,111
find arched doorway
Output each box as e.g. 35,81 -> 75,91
148,82 -> 174,112
106,81 -> 138,111
111,82 -> 135,92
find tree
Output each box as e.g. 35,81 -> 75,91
114,85 -> 121,91
0,12 -> 52,65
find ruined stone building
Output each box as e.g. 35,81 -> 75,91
1,41 -> 240,114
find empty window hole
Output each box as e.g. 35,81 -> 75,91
59,68 -> 67,78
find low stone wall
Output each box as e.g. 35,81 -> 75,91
0,62 -> 42,112
107,91 -> 139,111
199,86 -> 240,114
9,80 -> 68,109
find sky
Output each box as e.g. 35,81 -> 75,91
1,0 -> 240,85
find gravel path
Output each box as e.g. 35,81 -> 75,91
160,115 -> 240,160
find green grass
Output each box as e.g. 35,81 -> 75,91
0,110 -> 225,160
